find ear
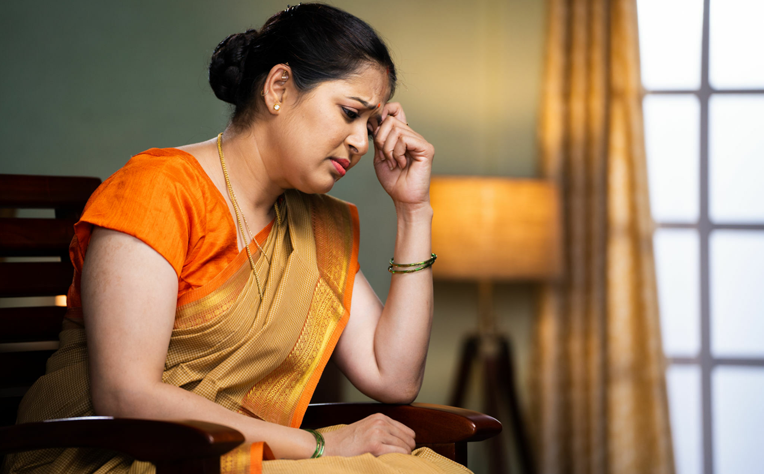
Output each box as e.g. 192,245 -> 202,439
262,63 -> 292,115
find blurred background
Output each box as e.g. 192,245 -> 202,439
0,0 -> 544,391
1,1 -> 762,474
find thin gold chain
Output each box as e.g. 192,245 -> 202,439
228,186 -> 271,265
216,132 -> 268,299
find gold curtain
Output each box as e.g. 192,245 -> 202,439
530,0 -> 675,473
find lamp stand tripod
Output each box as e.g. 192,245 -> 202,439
448,281 -> 535,474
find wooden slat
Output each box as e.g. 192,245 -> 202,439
0,351 -> 54,389
0,418 -> 244,465
0,306 -> 67,343
0,218 -> 76,256
0,262 -> 73,297
0,342 -> 60,352
0,174 -> 100,210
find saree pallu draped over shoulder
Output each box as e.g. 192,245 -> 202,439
3,191 -> 360,474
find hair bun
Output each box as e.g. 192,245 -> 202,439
209,29 -> 258,105
208,4 -> 396,128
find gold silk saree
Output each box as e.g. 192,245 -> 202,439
3,190 -> 469,474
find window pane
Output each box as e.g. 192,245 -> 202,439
654,230 -> 700,356
667,365 -> 703,474
710,95 -> 764,223
713,367 -> 764,474
644,95 -> 700,223
637,0 -> 703,90
711,231 -> 764,357
710,0 -> 764,89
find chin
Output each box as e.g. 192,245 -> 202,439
316,182 -> 336,195
299,177 -> 336,195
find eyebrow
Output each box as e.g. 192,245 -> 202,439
347,96 -> 379,111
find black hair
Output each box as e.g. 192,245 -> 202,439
209,3 -> 397,127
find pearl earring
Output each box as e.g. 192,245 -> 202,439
274,103 -> 281,111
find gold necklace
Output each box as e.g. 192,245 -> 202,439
228,186 -> 270,265
216,132 -> 275,300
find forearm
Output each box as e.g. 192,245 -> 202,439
373,202 -> 434,401
92,381 -> 315,459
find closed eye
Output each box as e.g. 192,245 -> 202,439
342,107 -> 360,120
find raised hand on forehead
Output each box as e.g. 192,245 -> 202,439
370,103 -> 435,207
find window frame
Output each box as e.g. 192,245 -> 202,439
642,1 -> 764,473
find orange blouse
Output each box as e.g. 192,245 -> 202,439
66,148 -> 270,309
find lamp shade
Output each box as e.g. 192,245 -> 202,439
430,177 -> 563,281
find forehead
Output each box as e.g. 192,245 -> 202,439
316,65 -> 390,106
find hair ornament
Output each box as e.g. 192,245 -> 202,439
284,3 -> 301,14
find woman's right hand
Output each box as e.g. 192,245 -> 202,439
321,413 -> 416,457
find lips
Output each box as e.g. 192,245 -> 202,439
329,158 -> 350,177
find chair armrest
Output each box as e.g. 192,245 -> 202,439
0,416 -> 244,463
302,402 -> 501,444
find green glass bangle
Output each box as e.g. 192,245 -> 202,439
388,253 -> 437,273
302,428 -> 325,458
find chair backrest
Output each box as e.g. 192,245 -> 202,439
0,174 -> 101,426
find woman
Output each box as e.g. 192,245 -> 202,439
3,3 -> 464,473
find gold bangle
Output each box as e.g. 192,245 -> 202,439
388,253 -> 437,273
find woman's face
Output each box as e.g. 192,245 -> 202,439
266,65 -> 389,194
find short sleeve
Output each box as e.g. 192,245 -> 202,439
73,152 -> 205,277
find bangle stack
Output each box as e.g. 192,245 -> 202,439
302,428 -> 325,458
388,253 -> 438,274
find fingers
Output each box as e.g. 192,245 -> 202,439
380,102 -> 407,126
365,413 -> 416,455
379,416 -> 416,451
380,133 -> 408,171
374,120 -> 418,171
392,136 -> 408,170
374,110 -> 408,144
372,102 -> 433,172
385,417 -> 417,450
374,431 -> 411,455
322,413 -> 417,458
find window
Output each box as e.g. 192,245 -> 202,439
637,1 -> 764,474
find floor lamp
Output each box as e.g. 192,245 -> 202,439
430,177 -> 562,474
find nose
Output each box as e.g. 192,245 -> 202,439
346,122 -> 370,158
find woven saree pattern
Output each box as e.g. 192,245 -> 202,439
5,190 -> 360,474
239,279 -> 345,427
311,194 -> 358,300
238,193 -> 360,428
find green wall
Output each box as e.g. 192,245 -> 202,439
0,1 -> 546,469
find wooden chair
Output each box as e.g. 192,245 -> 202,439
0,173 -> 501,473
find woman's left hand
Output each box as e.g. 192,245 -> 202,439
371,103 -> 434,207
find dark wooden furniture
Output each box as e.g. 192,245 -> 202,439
0,173 -> 501,473
0,174 -> 103,427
